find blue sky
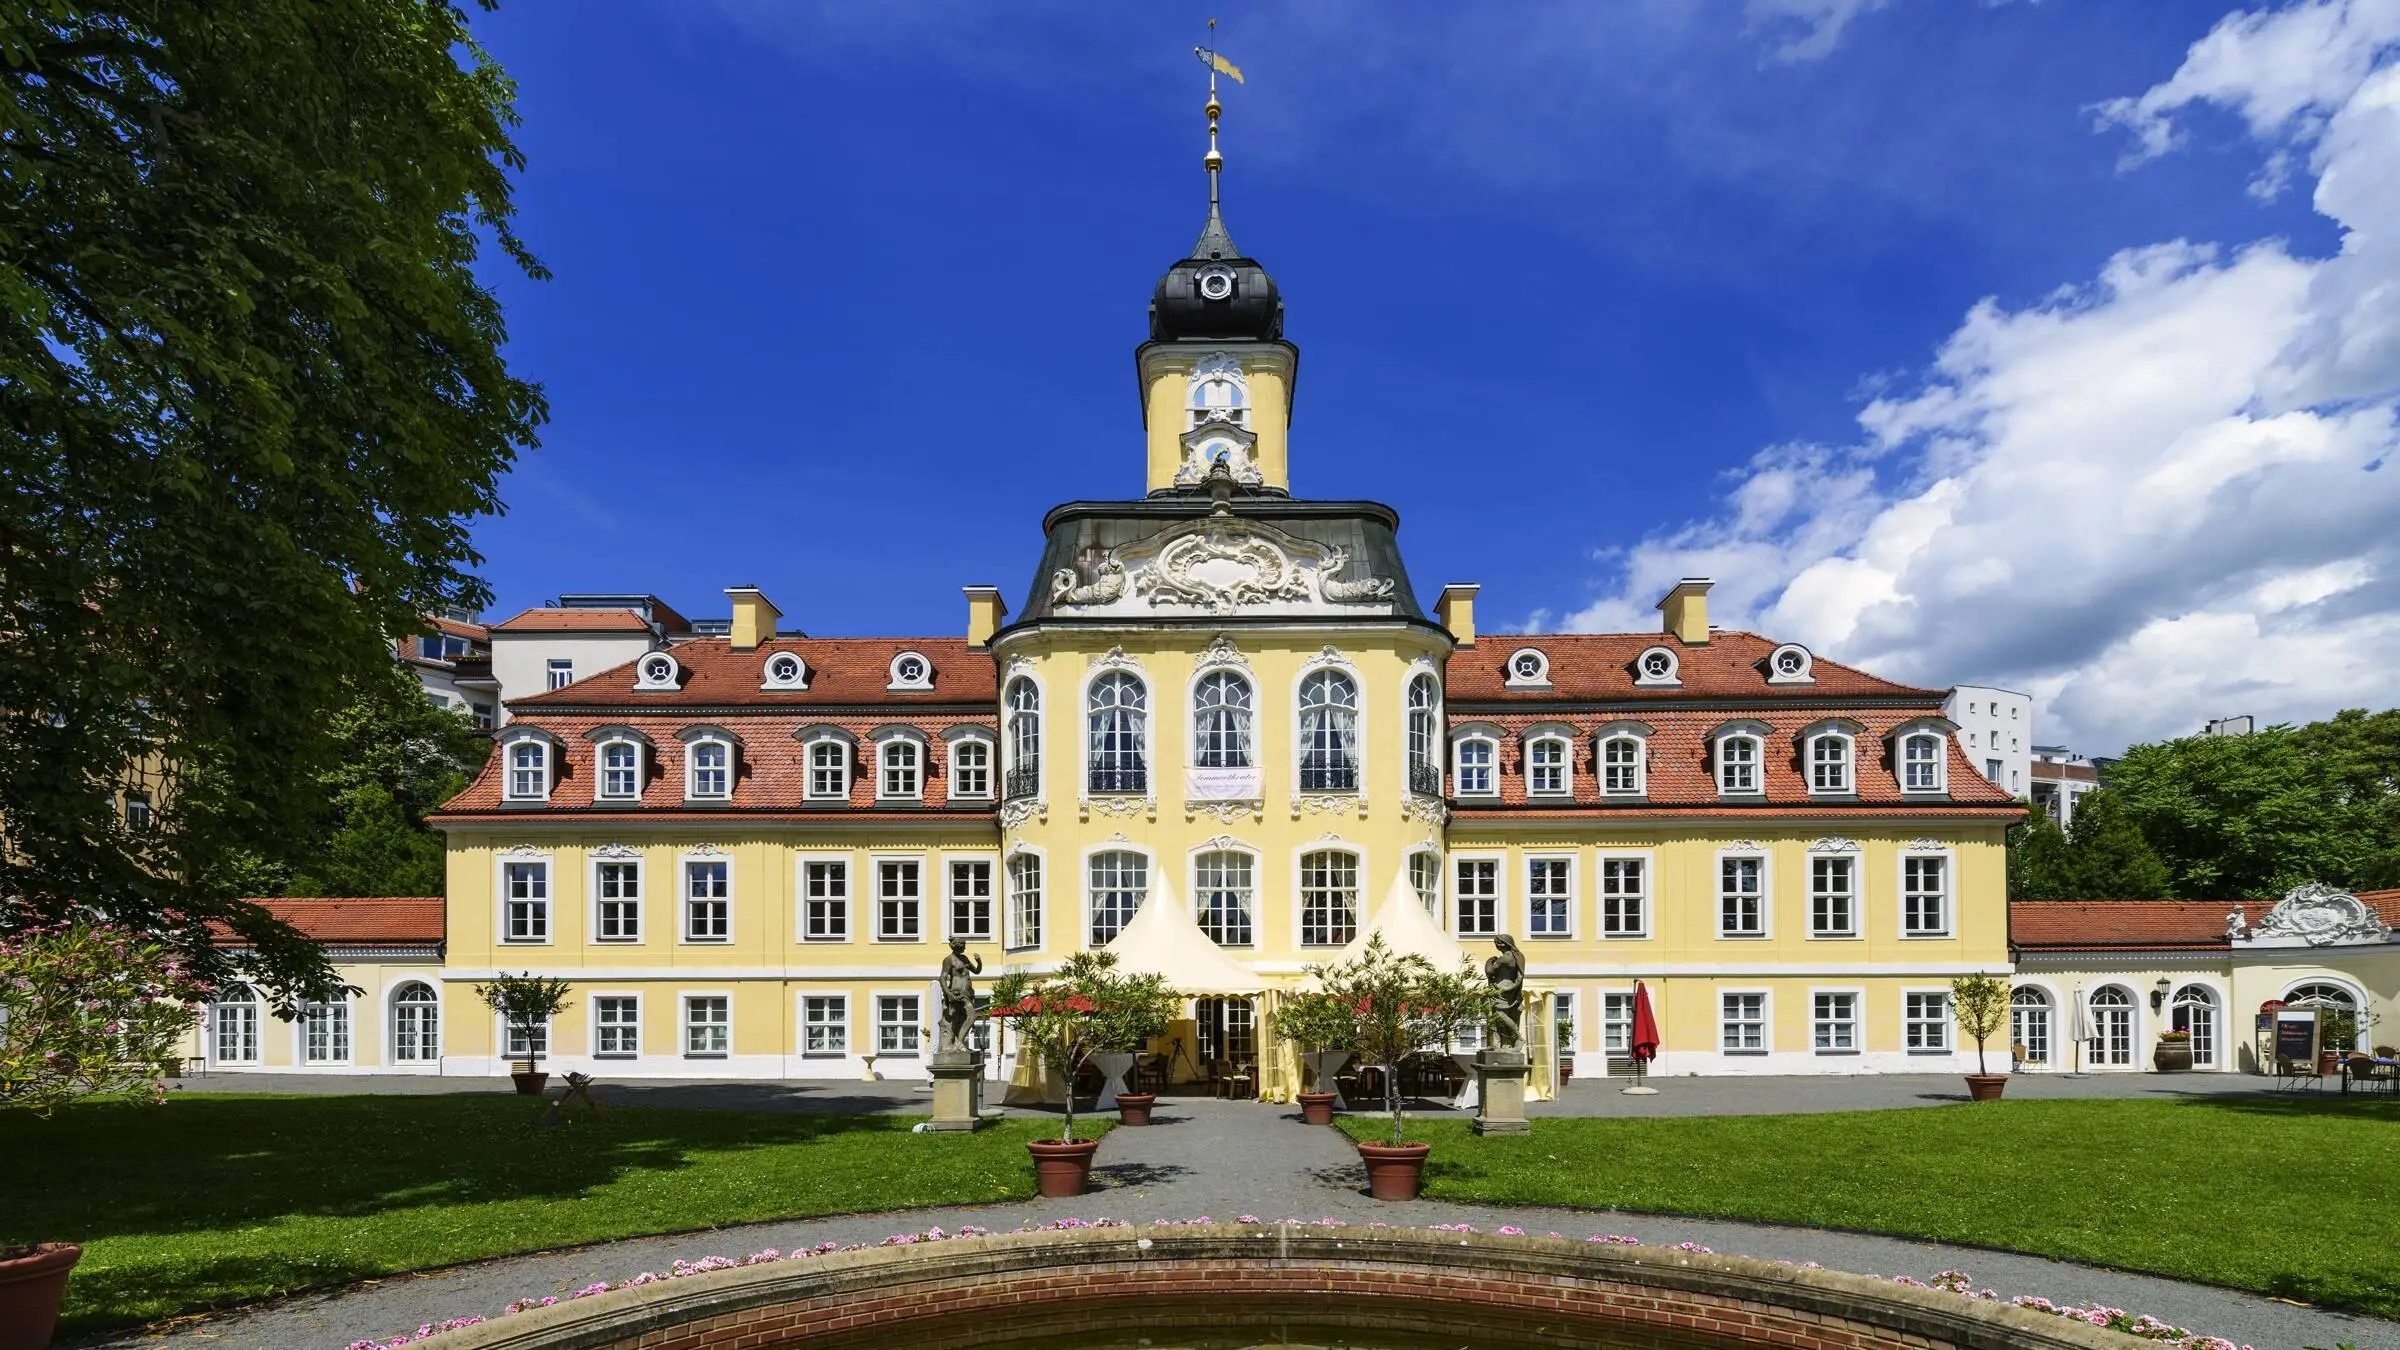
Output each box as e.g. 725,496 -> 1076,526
464,1 -> 2400,754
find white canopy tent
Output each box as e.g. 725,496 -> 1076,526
1104,876 -> 1267,995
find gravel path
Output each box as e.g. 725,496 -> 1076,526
81,1093 -> 2391,1350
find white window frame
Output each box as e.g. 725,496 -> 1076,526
800,729 -> 854,801
591,992 -> 642,1059
1899,730 -> 1947,795
683,733 -> 734,802
682,992 -> 732,1059
1898,847 -> 1955,939
1189,665 -> 1257,771
1452,852 -> 1504,938
1715,848 -> 1770,940
1524,853 -> 1576,939
1451,732 -> 1499,798
1293,657 -> 1364,795
390,981 -> 441,1064
1713,731 -> 1764,797
801,992 -> 850,1057
1903,988 -> 1952,1053
1293,845 -> 1364,948
945,730 -> 995,801
590,852 -> 644,943
1597,733 -> 1645,797
875,730 -> 925,803
1005,847 -> 1045,951
887,650 -> 935,692
1406,847 -> 1443,918
1083,844 -> 1152,948
1810,987 -> 1863,1055
631,650 -> 681,691
1597,851 -> 1651,939
874,991 -> 924,1058
1081,666 -> 1153,798
681,852 -> 733,944
497,854 -> 553,945
1503,646 -> 1551,689
1190,842 -> 1260,948
501,1013 -> 551,1063
799,855 -> 851,943
545,657 -> 574,690
873,854 -> 926,944
1524,735 -> 1571,798
1806,847 -> 1860,939
1004,676 -> 1044,795
501,733 -> 553,803
1807,730 -> 1855,796
1720,989 -> 1770,1054
947,854 -> 998,942
595,736 -> 644,802
1601,990 -> 1636,1054
212,989 -> 263,1065
1403,668 -> 1442,796
761,651 -> 809,690
297,996 -> 353,1066
1633,646 -> 1680,687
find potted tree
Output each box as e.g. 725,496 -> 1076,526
991,952 -> 1175,1194
1087,963 -> 1177,1127
473,972 -> 573,1095
2,920 -> 206,1350
1949,974 -> 2011,1102
1274,990 -> 1354,1125
1556,1013 -> 1577,1086
1308,935 -> 1489,1200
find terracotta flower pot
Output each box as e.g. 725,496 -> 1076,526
1964,1074 -> 2008,1102
1297,1091 -> 1337,1126
1115,1092 -> 1156,1126
1558,1058 -> 1575,1086
1026,1138 -> 1099,1198
511,1071 -> 549,1096
0,1243 -> 81,1350
1356,1141 -> 1431,1201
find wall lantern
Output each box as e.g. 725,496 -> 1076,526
2149,976 -> 2172,1012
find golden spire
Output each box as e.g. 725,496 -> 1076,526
1194,18 -> 1243,220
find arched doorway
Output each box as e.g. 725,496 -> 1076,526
2088,985 -> 2135,1067
2010,985 -> 2051,1069
392,982 -> 440,1064
2286,981 -> 2365,1053
2169,984 -> 2217,1067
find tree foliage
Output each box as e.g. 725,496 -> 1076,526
0,1 -> 544,1006
1305,936 -> 1491,1145
1948,973 -> 2009,1078
0,917 -> 205,1115
990,950 -> 1179,1143
471,971 -> 571,1077
2057,790 -> 2174,899
276,658 -> 481,897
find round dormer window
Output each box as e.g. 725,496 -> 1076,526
897,657 -> 925,683
1514,653 -> 1542,679
633,651 -> 680,690
1775,650 -> 1804,675
768,654 -> 801,683
1503,647 -> 1550,688
1197,266 -> 1235,301
1642,651 -> 1672,679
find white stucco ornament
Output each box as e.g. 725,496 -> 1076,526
2244,882 -> 2389,947
1049,517 -> 1398,618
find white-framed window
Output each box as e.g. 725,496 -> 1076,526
949,859 -> 994,941
1599,734 -> 1644,796
2012,985 -> 2052,1066
1902,854 -> 1950,937
1526,856 -> 1573,937
1901,732 -> 1945,793
876,994 -> 922,1056
1601,991 -> 1635,1053
1087,849 -> 1146,945
634,651 -> 680,690
950,737 -> 992,799
391,983 -> 440,1063
123,792 -> 153,831
300,999 -> 351,1064
1087,671 -> 1149,794
546,657 -> 573,690
1005,678 -> 1042,797
594,996 -> 640,1058
1808,855 -> 1856,937
1721,992 -> 1767,1052
877,858 -> 923,941
1808,732 -> 1853,794
1599,856 -> 1646,937
504,1016 -> 549,1062
1455,858 -> 1500,936
803,994 -> 848,1056
2171,983 -> 2218,1067
1812,991 -> 1859,1053
1526,737 -> 1569,796
595,858 -> 642,942
2089,984 -> 2136,1064
1453,736 -> 1496,797
1766,643 -> 1814,684
807,738 -> 851,800
1904,991 -> 1950,1051
762,651 -> 808,690
879,737 -> 922,801
683,858 -> 730,942
1194,848 -> 1254,946
1193,669 -> 1255,768
213,989 -> 261,1064
1298,669 -> 1361,792
1634,646 -> 1679,686
1407,849 -> 1442,918
1504,647 -> 1550,688
1299,849 -> 1360,946
504,739 -> 550,801
684,995 -> 730,1058
1715,733 -> 1761,795
1718,854 -> 1766,937
1187,354 -> 1250,426
1006,852 -> 1044,950
502,859 -> 550,942
1405,674 -> 1441,795
802,859 -> 849,941
598,739 -> 642,800
887,651 -> 934,692
686,737 -> 732,801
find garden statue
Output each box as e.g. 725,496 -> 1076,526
2224,906 -> 2248,941
937,937 -> 984,1058
1485,934 -> 1526,1052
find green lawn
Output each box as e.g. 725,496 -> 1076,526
0,1095 -> 1107,1335
1339,1094 -> 2400,1318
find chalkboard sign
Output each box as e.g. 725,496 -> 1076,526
2275,1011 -> 2320,1065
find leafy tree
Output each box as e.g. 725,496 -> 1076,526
2058,790 -> 2174,899
472,972 -> 572,1079
0,1 -> 545,1008
1305,936 -> 1491,1145
989,951 -> 1178,1143
2007,801 -> 2075,900
287,785 -> 445,898
1948,974 -> 2009,1079
276,659 -> 480,897
2104,727 -> 2379,897
1,917 -> 206,1116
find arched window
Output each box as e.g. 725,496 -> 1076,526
1194,849 -> 1254,946
2010,985 -> 2050,1067
393,983 -> 441,1063
1809,733 -> 1853,794
1193,670 -> 1254,769
1716,734 -> 1761,795
1087,673 -> 1148,794
1299,850 -> 1360,946
806,739 -> 850,800
1454,737 -> 1496,797
686,738 -> 731,800
1298,670 -> 1359,792
1600,735 -> 1644,796
2170,983 -> 2218,1067
1900,733 -> 1944,793
1005,679 -> 1041,799
1526,737 -> 1569,796
2288,981 -> 2365,1052
599,740 -> 642,800
1088,849 -> 1147,945
1186,360 -> 1249,428
2088,985 -> 2134,1066
1405,675 -> 1440,796
879,738 -> 921,800
506,740 -> 548,801
212,985 -> 260,1065
1408,849 -> 1442,918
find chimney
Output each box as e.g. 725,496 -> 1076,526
1659,577 -> 1713,645
725,586 -> 782,652
1437,583 -> 1480,647
964,585 -> 1008,649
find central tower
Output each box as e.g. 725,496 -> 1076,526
1139,76 -> 1298,496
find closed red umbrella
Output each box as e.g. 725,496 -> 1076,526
1630,981 -> 1661,1062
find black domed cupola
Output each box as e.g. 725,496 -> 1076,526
1150,204 -> 1282,342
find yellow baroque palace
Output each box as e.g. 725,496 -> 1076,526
195,167 -> 2030,1092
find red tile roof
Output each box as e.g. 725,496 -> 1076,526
229,897 -> 446,946
1446,631 -> 1939,704
2011,892 -> 2400,951
514,637 -> 993,709
490,607 -> 655,634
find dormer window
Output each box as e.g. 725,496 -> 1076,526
1809,732 -> 1853,794
1634,647 -> 1680,688
1896,727 -> 1948,795
501,733 -> 554,802
1451,730 -> 1499,798
762,652 -> 809,691
879,737 -> 922,800
598,740 -> 642,800
1526,736 -> 1569,796
887,652 -> 933,693
799,727 -> 855,801
1599,732 -> 1646,797
633,651 -> 681,691
1504,648 -> 1550,690
1714,730 -> 1763,796
682,732 -> 734,801
1765,643 -> 1814,685
947,732 -> 993,800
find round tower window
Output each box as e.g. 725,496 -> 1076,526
1197,266 -> 1235,301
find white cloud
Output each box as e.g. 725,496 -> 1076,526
1560,0 -> 2400,754
1745,0 -> 1895,63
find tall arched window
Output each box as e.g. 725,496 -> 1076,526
1405,675 -> 1440,795
2288,981 -> 2364,1051
1186,359 -> 1249,428
1298,670 -> 1359,792
1299,849 -> 1360,946
2088,985 -> 2134,1066
1193,671 -> 1254,769
1005,679 -> 1041,799
392,983 -> 441,1063
212,985 -> 261,1065
2010,985 -> 2050,1067
2170,983 -> 2218,1067
1194,849 -> 1254,946
1088,849 -> 1147,945
1087,673 -> 1148,794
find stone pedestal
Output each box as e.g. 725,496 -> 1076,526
1472,1049 -> 1530,1136
925,1052 -> 985,1132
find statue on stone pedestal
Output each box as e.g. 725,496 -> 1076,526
937,937 -> 984,1057
1485,934 -> 1525,1052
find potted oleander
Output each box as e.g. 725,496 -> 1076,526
1556,1014 -> 1577,1086
1275,990 -> 1353,1125
2153,1030 -> 2194,1073
991,952 -> 1175,1194
2,919 -> 206,1350
473,972 -> 573,1095
1308,935 -> 1489,1200
1949,974 -> 2011,1102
